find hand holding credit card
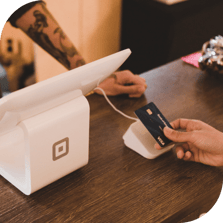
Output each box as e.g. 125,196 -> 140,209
135,102 -> 173,147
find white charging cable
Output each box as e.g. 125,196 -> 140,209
94,87 -> 138,121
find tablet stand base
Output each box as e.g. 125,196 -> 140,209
0,91 -> 89,195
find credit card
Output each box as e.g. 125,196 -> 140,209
135,102 -> 173,147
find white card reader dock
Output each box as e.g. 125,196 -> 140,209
0,49 -> 131,195
123,120 -> 174,159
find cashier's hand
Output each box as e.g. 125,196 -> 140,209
94,70 -> 147,98
155,118 -> 223,167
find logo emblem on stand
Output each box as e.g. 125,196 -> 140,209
52,137 -> 69,161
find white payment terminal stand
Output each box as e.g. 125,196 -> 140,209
0,49 -> 131,195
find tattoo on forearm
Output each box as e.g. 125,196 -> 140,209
76,59 -> 85,67
54,27 -> 77,57
27,9 -> 84,69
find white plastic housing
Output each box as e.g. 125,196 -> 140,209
0,49 -> 131,195
123,121 -> 174,159
0,90 -> 89,195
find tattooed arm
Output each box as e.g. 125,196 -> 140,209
15,2 -> 85,70
12,2 -> 146,97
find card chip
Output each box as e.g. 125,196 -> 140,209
146,109 -> 152,115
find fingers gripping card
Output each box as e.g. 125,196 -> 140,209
135,102 -> 173,147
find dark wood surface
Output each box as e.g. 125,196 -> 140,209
1,59 -> 223,222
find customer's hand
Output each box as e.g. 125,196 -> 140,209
94,70 -> 147,98
155,118 -> 223,166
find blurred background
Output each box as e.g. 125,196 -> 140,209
0,0 -> 223,96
